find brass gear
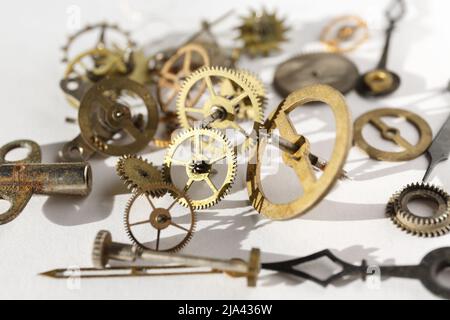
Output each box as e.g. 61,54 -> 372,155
157,43 -> 211,113
116,154 -> 165,197
219,69 -> 266,121
387,182 -> 450,237
236,9 -> 289,57
176,66 -> 264,152
61,22 -> 135,64
162,127 -> 237,210
124,182 -> 196,253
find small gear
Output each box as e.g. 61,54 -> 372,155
236,9 -> 289,57
116,155 -> 165,197
386,182 -> 450,237
162,127 -> 237,210
124,182 -> 196,253
176,66 -> 264,153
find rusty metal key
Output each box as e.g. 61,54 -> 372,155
0,140 -> 92,225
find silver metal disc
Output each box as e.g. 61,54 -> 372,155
273,52 -> 359,97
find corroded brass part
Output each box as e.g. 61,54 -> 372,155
246,85 -> 352,220
124,182 -> 196,252
90,230 -> 260,287
0,140 -> 92,225
354,108 -> 432,161
320,15 -> 369,53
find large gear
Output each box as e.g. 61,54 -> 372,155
236,9 -> 289,57
176,66 -> 264,152
116,154 -> 165,197
387,182 -> 450,237
162,127 -> 237,210
124,182 -> 196,253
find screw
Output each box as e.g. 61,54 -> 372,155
92,230 -> 261,287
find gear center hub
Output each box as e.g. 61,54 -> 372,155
150,208 -> 172,230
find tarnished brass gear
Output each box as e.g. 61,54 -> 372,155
124,182 -> 196,253
61,22 -> 135,64
176,66 -> 264,153
236,9 -> 289,57
387,182 -> 450,237
162,127 -> 237,210
246,84 -> 352,220
116,155 -> 165,197
157,43 -> 210,113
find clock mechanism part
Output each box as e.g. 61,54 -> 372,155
353,108 -> 432,162
61,22 -> 136,64
246,84 -> 352,220
387,182 -> 450,237
273,52 -> 359,98
356,0 -> 406,97
41,230 -> 450,299
0,140 -> 91,225
320,15 -> 369,53
386,112 -> 450,237
124,183 -> 196,253
162,127 -> 237,210
60,76 -> 158,161
116,154 -> 165,197
236,8 -> 289,57
176,66 -> 265,153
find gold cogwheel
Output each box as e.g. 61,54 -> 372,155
162,127 -> 237,210
387,182 -> 450,237
237,8 -> 289,57
176,66 -> 264,152
116,155 -> 165,197
124,182 -> 196,252
219,69 -> 266,121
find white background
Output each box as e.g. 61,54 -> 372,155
1,0 -> 450,300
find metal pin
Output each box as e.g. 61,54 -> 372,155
83,230 -> 260,286
203,109 -> 351,180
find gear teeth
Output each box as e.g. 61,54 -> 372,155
116,154 -> 166,197
387,182 -> 450,237
124,182 -> 196,253
162,127 -> 237,210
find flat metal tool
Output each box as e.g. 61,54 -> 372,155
423,114 -> 450,181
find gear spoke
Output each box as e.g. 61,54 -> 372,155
183,50 -> 192,74
230,92 -> 249,106
155,229 -> 161,251
145,194 -> 156,210
170,221 -> 190,233
205,177 -> 218,194
129,219 -> 151,227
204,76 -> 216,98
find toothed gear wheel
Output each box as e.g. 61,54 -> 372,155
92,230 -> 113,268
176,66 -> 264,153
386,182 -> 450,237
61,22 -> 135,64
162,127 -> 237,210
116,154 -> 165,197
124,183 -> 196,252
237,9 -> 289,57
219,69 -> 266,121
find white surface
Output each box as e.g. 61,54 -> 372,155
1,0 -> 450,300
